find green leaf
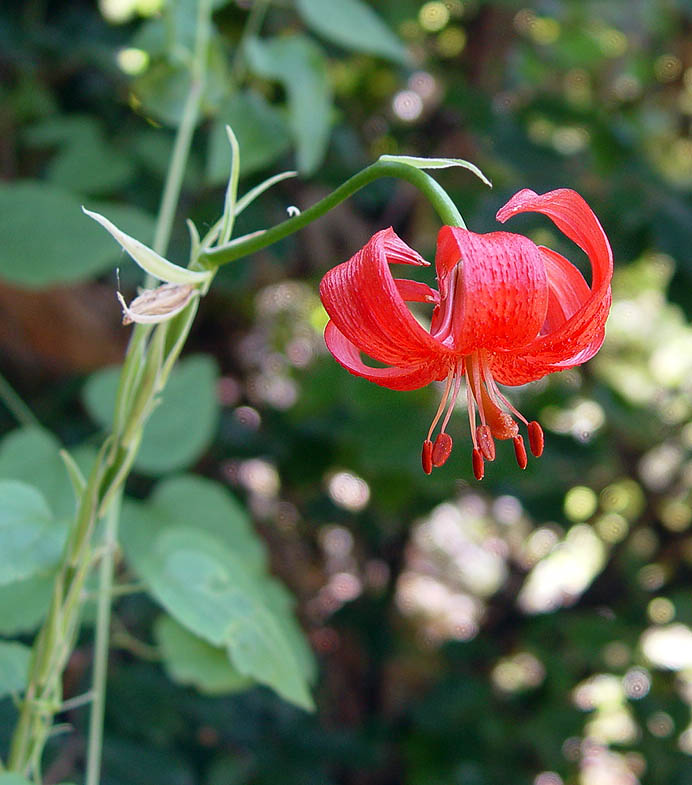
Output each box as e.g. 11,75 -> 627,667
120,480 -> 314,710
0,480 -> 67,586
25,115 -> 135,196
83,355 -> 219,475
206,90 -> 291,183
246,35 -> 332,174
0,426 -> 76,519
132,37 -> 229,127
0,181 -> 155,287
155,614 -> 253,695
378,154 -> 493,187
0,572 -> 54,636
296,0 -> 408,64
137,475 -> 267,572
0,640 -> 31,698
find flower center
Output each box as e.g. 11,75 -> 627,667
421,349 -> 544,479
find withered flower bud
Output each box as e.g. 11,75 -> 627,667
117,283 -> 196,325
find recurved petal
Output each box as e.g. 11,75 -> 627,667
492,188 -> 613,382
320,228 -> 450,367
540,247 -> 591,334
324,321 -> 445,391
433,227 -> 549,353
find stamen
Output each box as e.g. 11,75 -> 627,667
465,368 -> 479,450
472,448 -> 484,480
528,421 -> 544,457
476,424 -> 496,461
513,435 -> 528,469
422,440 -> 433,474
439,366 -> 464,435
470,353 -> 488,426
426,369 -> 455,442
432,433 -> 453,466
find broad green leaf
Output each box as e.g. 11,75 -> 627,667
206,90 -> 291,182
246,35 -> 332,174
296,0 -> 408,64
155,614 -> 253,695
83,355 -> 219,475
0,181 -> 155,287
0,426 -> 76,519
121,485 -> 314,710
25,115 -> 135,195
378,154 -> 492,187
142,527 -> 313,709
0,480 -> 67,585
0,640 -> 31,698
0,572 -> 54,636
140,475 -> 267,571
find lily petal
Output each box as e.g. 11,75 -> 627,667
433,227 -> 548,353
540,246 -> 591,334
491,188 -> 613,384
320,228 -> 451,367
324,322 -> 444,391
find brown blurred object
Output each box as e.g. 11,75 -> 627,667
0,281 -> 126,374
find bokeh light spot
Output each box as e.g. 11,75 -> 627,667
564,486 -> 598,521
419,1 -> 450,32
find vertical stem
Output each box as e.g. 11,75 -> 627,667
153,0 -> 212,258
83,1 -> 214,782
84,492 -> 121,785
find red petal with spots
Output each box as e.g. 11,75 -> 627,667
432,227 -> 549,354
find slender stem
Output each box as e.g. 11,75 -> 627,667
83,2 -> 214,782
84,493 -> 120,785
152,0 -> 212,258
0,371 -> 40,428
199,159 -> 466,269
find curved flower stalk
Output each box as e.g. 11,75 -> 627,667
320,188 -> 613,479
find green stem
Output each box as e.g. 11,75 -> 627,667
83,2 -> 214,781
84,492 -> 121,785
152,0 -> 212,258
199,159 -> 465,269
0,371 -> 40,428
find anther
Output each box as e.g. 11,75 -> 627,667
476,425 -> 496,461
513,435 -> 528,470
432,433 -> 453,467
472,448 -> 484,480
422,440 -> 433,475
527,421 -> 544,457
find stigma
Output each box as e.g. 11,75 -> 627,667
421,350 -> 544,480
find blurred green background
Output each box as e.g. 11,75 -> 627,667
2,0 -> 692,783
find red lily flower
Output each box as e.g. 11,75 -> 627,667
319,188 -> 613,479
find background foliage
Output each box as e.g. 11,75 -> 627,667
2,0 -> 692,783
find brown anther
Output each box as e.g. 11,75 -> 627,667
476,424 -> 496,461
472,448 -> 485,480
432,433 -> 453,467
513,435 -> 528,470
527,421 -> 544,457
422,439 -> 433,475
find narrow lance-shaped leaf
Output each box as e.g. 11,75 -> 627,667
82,208 -> 212,285
379,154 -> 492,188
